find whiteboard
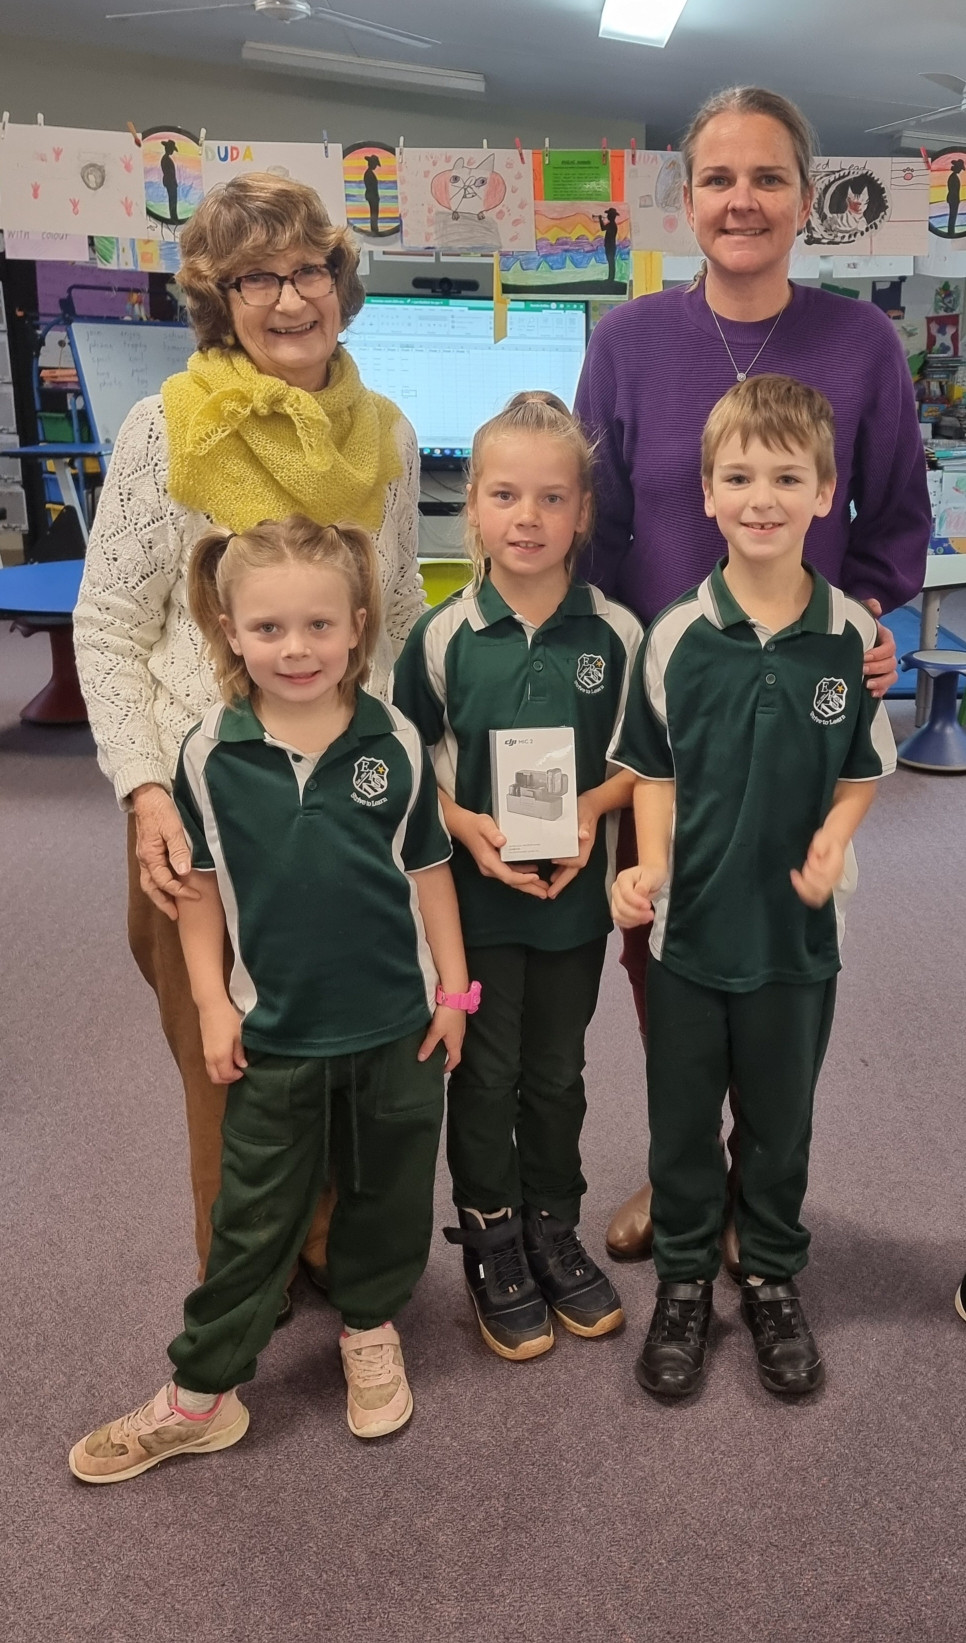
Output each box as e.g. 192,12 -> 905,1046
69,321 -> 195,445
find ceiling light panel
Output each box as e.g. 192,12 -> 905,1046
599,0 -> 689,49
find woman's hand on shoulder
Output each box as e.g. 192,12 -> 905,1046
861,601 -> 898,697
446,803 -> 549,898
131,783 -> 199,919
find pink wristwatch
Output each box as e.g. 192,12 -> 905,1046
436,981 -> 482,1013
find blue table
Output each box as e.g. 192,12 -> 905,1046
0,559 -> 86,724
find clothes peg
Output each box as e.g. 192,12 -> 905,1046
514,137 -> 526,165
322,129 -> 329,158
601,137 -> 608,162
482,137 -> 488,150
1,112 -> 8,138
544,138 -> 550,165
630,138 -> 637,165
37,113 -> 45,126
126,122 -> 142,148
398,134 -> 404,156
198,128 -> 206,146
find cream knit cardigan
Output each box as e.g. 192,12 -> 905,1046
74,395 -> 426,805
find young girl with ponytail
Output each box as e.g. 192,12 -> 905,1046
69,514 -> 469,1480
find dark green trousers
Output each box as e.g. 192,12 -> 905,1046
645,959 -> 836,1283
446,938 -> 608,1225
168,1029 -> 444,1393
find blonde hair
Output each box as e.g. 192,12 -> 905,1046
700,374 -> 837,488
187,514 -> 380,704
176,172 -> 365,351
464,391 -> 595,589
681,85 -> 815,192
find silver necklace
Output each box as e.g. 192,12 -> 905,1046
708,296 -> 786,382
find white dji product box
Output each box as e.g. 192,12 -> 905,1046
489,726 -> 579,863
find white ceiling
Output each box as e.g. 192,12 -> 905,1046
3,0 -> 966,151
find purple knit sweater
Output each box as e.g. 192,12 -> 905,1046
574,281 -> 930,623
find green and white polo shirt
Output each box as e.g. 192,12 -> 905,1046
173,690 -> 451,1057
392,575 -> 643,950
611,562 -> 896,992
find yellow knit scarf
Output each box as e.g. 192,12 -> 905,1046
162,346 -> 402,533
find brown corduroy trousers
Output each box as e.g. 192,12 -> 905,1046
126,817 -> 334,1278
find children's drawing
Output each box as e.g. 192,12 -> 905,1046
343,142 -> 400,242
926,149 -> 966,239
625,150 -> 696,255
926,314 -> 960,356
399,149 -> 535,254
142,128 -> 203,233
0,124 -> 141,237
933,279 -> 963,315
3,230 -> 91,262
804,157 -> 928,255
499,200 -> 630,296
201,141 -> 347,224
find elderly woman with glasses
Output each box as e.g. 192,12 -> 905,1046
74,174 -> 425,1305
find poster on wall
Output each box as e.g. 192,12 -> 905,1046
499,200 -> 630,296
624,150 -> 696,255
533,149 -> 624,203
803,157 -> 929,255
399,149 -> 536,254
0,124 -> 142,236
343,142 -> 401,243
201,140 -> 347,223
926,148 -> 966,240
142,127 -> 203,232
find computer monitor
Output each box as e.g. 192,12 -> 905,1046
343,296 -> 588,467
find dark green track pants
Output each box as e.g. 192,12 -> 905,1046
645,959 -> 837,1283
446,938 -> 608,1225
168,1029 -> 444,1393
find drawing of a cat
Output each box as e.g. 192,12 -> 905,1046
430,155 -> 507,221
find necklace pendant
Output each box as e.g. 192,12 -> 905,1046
736,371 -> 747,382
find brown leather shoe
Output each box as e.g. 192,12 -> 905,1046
605,1181 -> 654,1260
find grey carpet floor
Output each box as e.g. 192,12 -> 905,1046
2,617 -> 965,1643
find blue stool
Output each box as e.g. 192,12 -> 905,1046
897,650 -> 966,771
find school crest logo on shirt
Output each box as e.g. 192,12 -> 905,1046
811,676 -> 847,725
352,755 -> 389,806
576,653 -> 606,694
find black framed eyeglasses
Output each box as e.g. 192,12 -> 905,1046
224,264 -> 335,307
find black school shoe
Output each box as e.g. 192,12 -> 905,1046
740,1278 -> 824,1395
955,1275 -> 966,1323
443,1208 -> 554,1361
522,1207 -> 625,1338
636,1280 -> 713,1398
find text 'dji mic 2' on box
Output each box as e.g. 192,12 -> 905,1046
489,726 -> 579,862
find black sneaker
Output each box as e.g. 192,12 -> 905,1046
522,1207 -> 624,1338
635,1280 -> 713,1398
443,1208 -> 554,1361
740,1278 -> 824,1395
955,1275 -> 966,1323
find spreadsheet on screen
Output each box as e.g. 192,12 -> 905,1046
342,297 -> 588,462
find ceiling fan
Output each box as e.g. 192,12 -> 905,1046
867,73 -> 966,135
104,0 -> 440,50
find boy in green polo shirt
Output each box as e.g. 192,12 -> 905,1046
611,375 -> 896,1400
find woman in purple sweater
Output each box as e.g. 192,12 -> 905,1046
574,85 -> 930,1261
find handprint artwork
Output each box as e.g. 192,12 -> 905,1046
0,124 -> 141,235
